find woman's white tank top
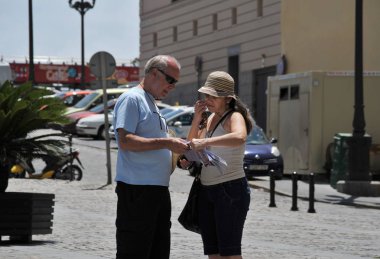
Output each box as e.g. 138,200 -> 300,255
200,123 -> 246,186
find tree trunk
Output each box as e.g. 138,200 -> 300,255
0,164 -> 10,193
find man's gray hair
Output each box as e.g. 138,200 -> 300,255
144,55 -> 181,75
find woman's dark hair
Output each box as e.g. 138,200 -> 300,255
228,97 -> 254,133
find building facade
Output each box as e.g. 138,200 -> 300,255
140,0 -> 380,128
140,0 -> 282,130
281,0 -> 380,73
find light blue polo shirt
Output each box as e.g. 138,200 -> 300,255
113,87 -> 171,186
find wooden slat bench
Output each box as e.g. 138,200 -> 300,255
0,192 -> 55,242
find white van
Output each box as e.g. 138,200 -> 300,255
65,88 -> 128,115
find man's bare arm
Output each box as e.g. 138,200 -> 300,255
117,128 -> 189,154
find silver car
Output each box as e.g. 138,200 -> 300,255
165,107 -> 194,139
76,112 -> 113,140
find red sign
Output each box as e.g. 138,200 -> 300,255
9,63 -> 139,85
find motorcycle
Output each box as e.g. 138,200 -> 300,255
10,136 -> 84,181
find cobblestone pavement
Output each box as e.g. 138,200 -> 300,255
1,145 -> 380,258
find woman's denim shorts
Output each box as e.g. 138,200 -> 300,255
198,177 -> 251,256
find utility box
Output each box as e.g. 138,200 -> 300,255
267,71 -> 380,176
330,133 -> 350,187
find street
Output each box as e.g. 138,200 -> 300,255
2,136 -> 380,259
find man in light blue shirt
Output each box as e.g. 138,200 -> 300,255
113,55 -> 188,259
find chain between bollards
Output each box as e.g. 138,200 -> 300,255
291,171 -> 299,211
269,169 -> 276,207
308,172 -> 316,213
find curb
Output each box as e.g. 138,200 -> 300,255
248,181 -> 380,210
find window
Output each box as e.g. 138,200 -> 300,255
279,85 -> 299,101
290,85 -> 300,99
173,26 -> 177,42
231,7 -> 237,25
153,32 -> 157,47
257,0 -> 263,17
169,114 -> 194,126
279,87 -> 288,101
213,13 -> 218,31
193,20 -> 198,36
228,55 -> 239,95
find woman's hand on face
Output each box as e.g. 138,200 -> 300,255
193,100 -> 207,123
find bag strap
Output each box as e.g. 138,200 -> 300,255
208,109 -> 234,137
188,110 -> 234,178
194,110 -> 233,178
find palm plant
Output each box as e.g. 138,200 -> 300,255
0,81 -> 70,192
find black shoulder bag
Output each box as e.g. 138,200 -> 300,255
178,110 -> 233,234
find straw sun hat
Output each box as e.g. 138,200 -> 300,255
198,71 -> 236,99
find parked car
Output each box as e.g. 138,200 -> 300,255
109,124 -> 116,140
65,88 -> 128,115
76,112 -> 113,140
48,90 -> 92,107
156,101 -> 172,110
62,98 -> 118,134
165,107 -> 194,139
117,81 -> 139,88
243,126 -> 284,179
160,105 -> 188,116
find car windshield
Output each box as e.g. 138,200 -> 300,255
118,81 -> 139,88
89,99 -> 117,113
246,127 -> 270,145
74,92 -> 98,108
55,92 -> 66,99
164,109 -> 186,120
160,107 -> 176,116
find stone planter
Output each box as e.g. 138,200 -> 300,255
0,192 -> 55,242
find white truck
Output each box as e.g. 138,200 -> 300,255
0,62 -> 12,85
266,71 -> 380,177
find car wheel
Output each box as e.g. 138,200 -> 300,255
96,125 -> 106,140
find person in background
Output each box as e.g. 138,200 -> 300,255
180,71 -> 253,259
113,55 -> 189,259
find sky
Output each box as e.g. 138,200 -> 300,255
0,0 -> 139,65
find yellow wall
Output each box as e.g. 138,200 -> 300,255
267,72 -> 380,173
281,0 -> 380,73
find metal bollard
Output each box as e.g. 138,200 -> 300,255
291,171 -> 299,211
269,169 -> 276,207
308,172 -> 316,213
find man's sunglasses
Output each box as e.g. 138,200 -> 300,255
156,68 -> 178,85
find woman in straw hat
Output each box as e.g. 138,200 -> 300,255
180,71 -> 253,258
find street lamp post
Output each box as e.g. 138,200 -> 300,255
69,0 -> 95,89
347,0 -> 371,182
28,0 -> 35,84
337,0 -> 380,197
